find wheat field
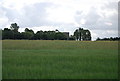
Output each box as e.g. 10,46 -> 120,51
2,40 -> 118,79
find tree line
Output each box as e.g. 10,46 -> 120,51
1,23 -> 92,41
96,37 -> 120,41
2,23 -> 69,40
74,28 -> 91,41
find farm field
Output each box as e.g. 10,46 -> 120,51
2,40 -> 118,79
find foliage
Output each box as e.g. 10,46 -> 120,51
0,29 -> 2,40
69,35 -> 75,40
3,23 -> 119,41
2,28 -> 14,39
74,28 -> 91,41
96,37 -> 120,41
22,28 -> 34,39
10,23 -> 19,32
2,23 -> 69,40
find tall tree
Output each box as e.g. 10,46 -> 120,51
74,29 -> 79,41
10,23 -> 19,32
10,23 -> 21,39
74,28 -> 91,41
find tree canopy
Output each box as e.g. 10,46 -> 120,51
3,23 -> 119,41
74,28 -> 91,41
96,37 -> 120,41
2,23 -> 70,40
10,23 -> 19,32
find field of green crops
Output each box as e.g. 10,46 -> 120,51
2,40 -> 118,79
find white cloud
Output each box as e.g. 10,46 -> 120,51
46,6 -> 75,24
105,22 -> 113,26
0,17 -> 8,27
0,0 -> 119,40
91,29 -> 118,40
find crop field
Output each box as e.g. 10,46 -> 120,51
2,40 -> 118,79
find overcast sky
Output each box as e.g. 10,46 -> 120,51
0,0 -> 119,40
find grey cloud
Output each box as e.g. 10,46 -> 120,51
3,8 -> 19,22
20,2 -> 53,27
101,1 -> 118,10
85,7 -> 100,26
0,5 -> 9,28
74,1 -> 118,39
74,1 -> 118,31
1,0 -> 118,39
2,2 -> 56,28
74,11 -> 84,25
74,7 -> 101,30
118,1 -> 120,36
91,29 -> 118,40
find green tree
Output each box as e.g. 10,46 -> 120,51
9,23 -> 21,39
2,28 -> 14,39
74,28 -> 83,41
74,28 -> 91,41
74,29 -> 79,40
34,30 -> 44,40
0,29 -> 2,40
10,23 -> 19,32
69,35 -> 75,40
82,30 -> 91,40
46,31 -> 56,40
22,28 -> 34,39
55,32 -> 66,40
